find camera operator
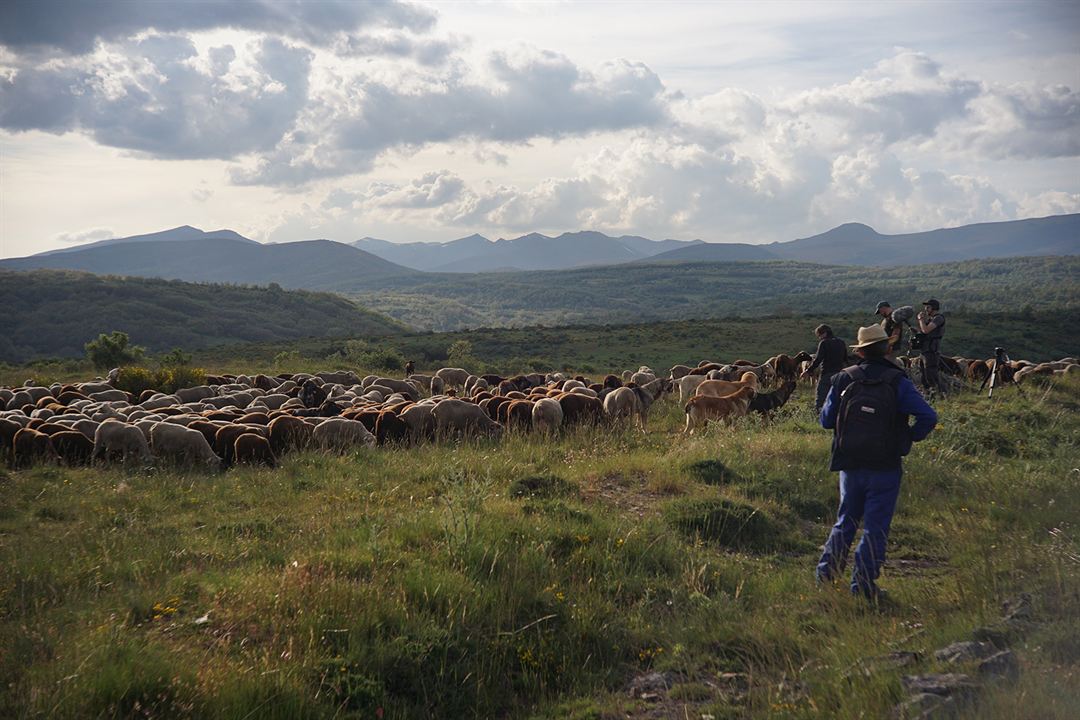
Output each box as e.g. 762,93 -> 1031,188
874,301 -> 904,356
917,298 -> 946,397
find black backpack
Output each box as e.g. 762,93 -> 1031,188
836,366 -> 904,464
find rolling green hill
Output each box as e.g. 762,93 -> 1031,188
179,310 -> 1076,378
0,270 -> 404,362
352,255 -> 1080,331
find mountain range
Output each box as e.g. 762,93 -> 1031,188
2,215 -> 1077,289
350,231 -> 703,272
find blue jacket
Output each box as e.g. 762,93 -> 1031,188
820,358 -> 937,471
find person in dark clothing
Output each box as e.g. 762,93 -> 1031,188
917,298 -> 946,396
816,324 -> 937,600
802,324 -> 848,412
875,301 -> 904,355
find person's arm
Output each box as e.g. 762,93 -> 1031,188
820,383 -> 839,429
807,340 -> 826,371
917,313 -> 942,334
896,377 -> 937,440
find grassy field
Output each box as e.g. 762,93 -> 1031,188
4,309 -> 1065,388
1,371 -> 1078,718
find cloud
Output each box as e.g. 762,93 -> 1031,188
787,51 -> 981,146
335,31 -> 454,65
0,0 -> 435,54
231,47 -> 670,185
943,82 -> 1080,159
0,36 -> 313,159
53,227 -> 115,244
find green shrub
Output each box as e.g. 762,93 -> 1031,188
154,366 -> 207,393
112,366 -> 158,396
84,331 -> 143,369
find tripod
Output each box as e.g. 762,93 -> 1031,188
980,347 -> 1022,398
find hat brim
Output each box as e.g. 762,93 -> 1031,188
851,338 -> 889,349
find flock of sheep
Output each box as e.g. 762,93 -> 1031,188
1,350 -> 1074,472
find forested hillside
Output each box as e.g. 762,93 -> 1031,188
0,271 -> 403,362
353,256 -> 1080,330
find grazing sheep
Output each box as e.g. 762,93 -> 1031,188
313,417 -> 377,452
151,423 -> 222,469
694,372 -> 759,398
267,415 -> 315,455
669,364 -> 693,380
684,386 -> 756,433
602,377 -> 671,432
431,399 -> 503,440
375,410 -> 409,445
677,374 -> 711,403
93,419 -> 153,464
233,433 -> 277,467
50,431 -> 95,466
13,428 -> 57,468
630,371 -> 656,386
399,404 -> 437,443
435,367 -> 470,391
748,381 -> 797,416
556,393 -> 605,427
1,417 -> 24,465
531,397 -> 563,434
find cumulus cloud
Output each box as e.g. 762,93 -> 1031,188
0,36 -> 312,159
787,51 -> 981,146
943,82 -> 1080,159
0,0 -> 435,54
231,48 -> 670,185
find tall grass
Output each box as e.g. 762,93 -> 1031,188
1,376 -> 1077,718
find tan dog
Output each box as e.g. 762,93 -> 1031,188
693,372 -> 759,398
684,386 -> 756,433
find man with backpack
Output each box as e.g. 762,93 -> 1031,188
815,324 -> 938,600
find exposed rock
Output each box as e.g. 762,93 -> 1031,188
891,692 -> 957,719
628,671 -> 681,700
977,650 -> 1020,681
970,625 -> 1010,647
934,640 -> 996,664
901,673 -> 978,698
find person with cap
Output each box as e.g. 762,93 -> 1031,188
917,298 -> 946,397
875,301 -> 904,355
815,324 -> 937,600
801,324 -> 848,412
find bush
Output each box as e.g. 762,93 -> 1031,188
112,366 -> 158,396
159,348 -> 192,367
685,459 -> 743,485
155,366 -> 207,394
85,331 -> 144,369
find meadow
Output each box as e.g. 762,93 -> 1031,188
1,369 -> 1078,718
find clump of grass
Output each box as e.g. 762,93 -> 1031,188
664,497 -> 784,551
685,458 -> 743,485
509,474 -> 576,499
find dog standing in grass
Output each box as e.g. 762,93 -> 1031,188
815,324 -> 937,600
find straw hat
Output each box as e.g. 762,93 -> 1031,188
850,324 -> 890,349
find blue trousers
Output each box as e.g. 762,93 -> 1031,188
815,375 -> 833,412
816,467 -> 902,598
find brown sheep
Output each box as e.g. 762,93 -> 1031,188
1,417 -> 23,466
237,412 -> 271,425
504,400 -> 535,432
694,372 -> 759,398
187,420 -> 222,449
13,428 -> 57,468
50,431 -> 95,466
375,410 -> 409,445
267,415 -> 314,455
684,386 -> 756,433
233,433 -> 277,468
557,393 -> 605,426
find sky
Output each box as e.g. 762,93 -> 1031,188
1,0 -> 1078,258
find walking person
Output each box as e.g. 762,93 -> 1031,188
801,324 -> 848,413
917,298 -> 946,397
815,325 -> 937,600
